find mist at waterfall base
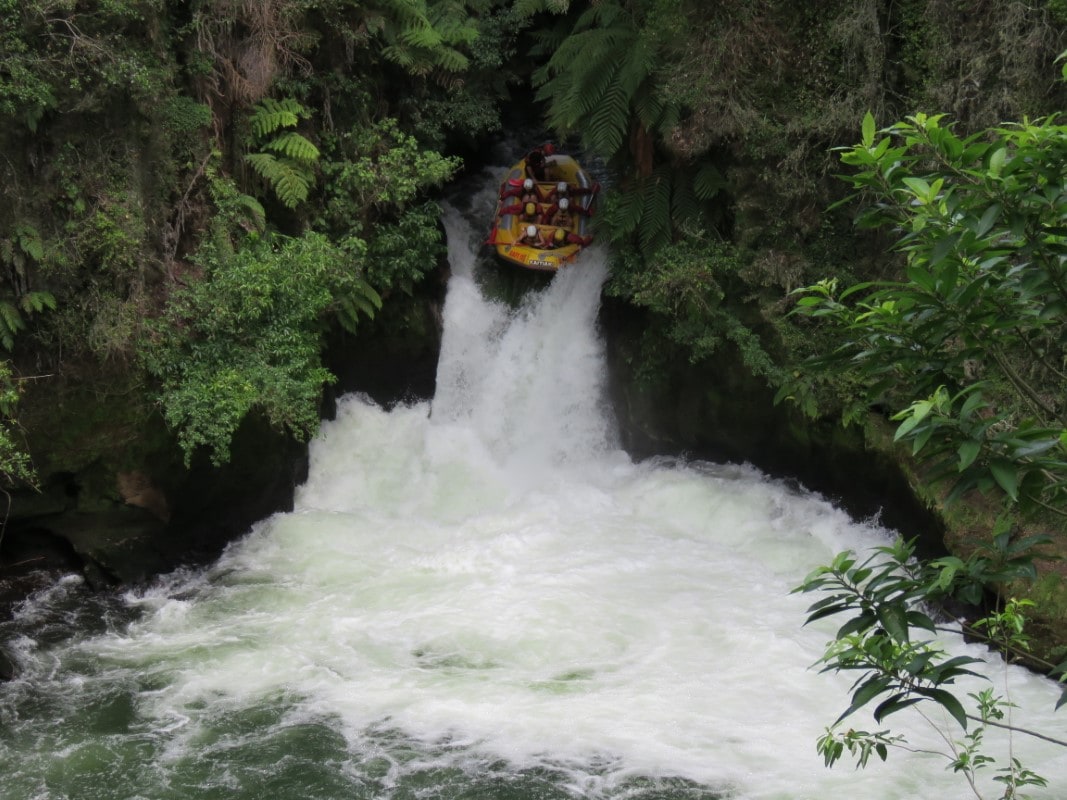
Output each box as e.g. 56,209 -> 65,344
2,187 -> 1066,800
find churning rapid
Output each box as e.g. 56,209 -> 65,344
1,182 -> 1066,800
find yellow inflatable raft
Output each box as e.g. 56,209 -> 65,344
488,147 -> 598,272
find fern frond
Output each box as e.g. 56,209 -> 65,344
235,194 -> 267,232
335,280 -> 383,332
245,152 -> 279,180
586,2 -> 627,30
249,98 -> 307,138
572,49 -> 624,116
587,80 -> 631,157
655,101 -> 681,137
19,291 -> 56,315
614,34 -> 655,99
633,89 -> 665,130
376,0 -> 425,28
606,187 -> 645,240
265,132 -> 321,163
693,162 -> 726,200
381,44 -> 417,69
434,46 -> 470,73
639,170 -> 673,254
400,22 -> 443,49
671,172 -> 701,231
335,297 -> 359,334
0,301 -> 24,350
245,153 -> 314,209
272,166 -> 315,209
513,0 -> 570,17
528,22 -> 572,59
350,294 -> 378,319
16,225 -> 44,261
426,3 -> 479,46
353,278 -> 383,311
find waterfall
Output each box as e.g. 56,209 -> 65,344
0,179 -> 1064,800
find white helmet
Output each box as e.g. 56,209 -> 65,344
559,197 -> 570,210
557,181 -> 568,194
526,225 -> 537,238
523,178 -> 534,190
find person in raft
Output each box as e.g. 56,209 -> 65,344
523,223 -> 591,250
498,199 -> 541,220
524,143 -> 556,181
500,177 -> 539,203
540,196 -> 591,227
548,180 -> 599,202
517,224 -> 555,248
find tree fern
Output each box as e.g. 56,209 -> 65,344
244,97 -> 319,209
534,0 -> 730,254
533,3 -> 671,161
371,0 -> 479,77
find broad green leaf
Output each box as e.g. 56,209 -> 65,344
906,264 -> 935,292
917,688 -> 968,729
975,203 -> 1001,237
861,111 -> 876,148
902,177 -> 931,201
928,235 -> 955,267
877,603 -> 910,643
958,440 -> 981,470
872,694 -> 921,722
989,458 -> 1019,501
836,677 -> 892,724
988,146 -> 1006,176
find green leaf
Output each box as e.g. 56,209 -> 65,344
917,688 -> 968,729
989,457 -> 1019,501
974,203 -> 1001,237
988,146 -> 1007,177
836,677 -> 892,724
906,264 -> 935,292
902,177 -> 932,201
872,694 -> 922,722
876,603 -> 910,643
861,111 -> 876,149
958,440 -> 981,471
837,611 -> 877,639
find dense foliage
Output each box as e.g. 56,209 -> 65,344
0,0 -> 513,471
791,111 -> 1067,518
786,102 -> 1067,798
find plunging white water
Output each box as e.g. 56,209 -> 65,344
1,192 -> 1065,800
